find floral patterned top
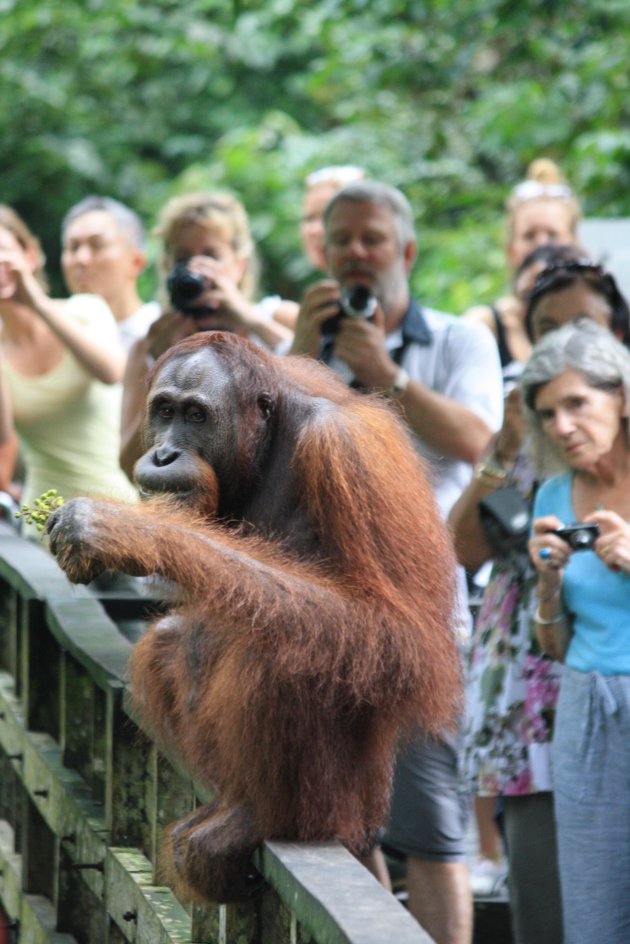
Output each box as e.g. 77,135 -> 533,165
461,455 -> 562,796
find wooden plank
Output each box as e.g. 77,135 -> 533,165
259,842 -> 435,944
105,848 -> 191,944
0,824 -> 77,943
0,535 -> 88,603
0,675 -> 108,900
45,598 -> 133,687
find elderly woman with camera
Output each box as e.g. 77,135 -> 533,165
524,318 -> 630,944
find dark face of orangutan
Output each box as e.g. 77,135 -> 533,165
134,346 -> 274,518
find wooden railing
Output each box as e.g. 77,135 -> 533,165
0,519 -> 433,944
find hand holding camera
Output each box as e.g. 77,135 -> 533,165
321,284 -> 378,335
166,255 -> 261,335
167,258 -> 221,320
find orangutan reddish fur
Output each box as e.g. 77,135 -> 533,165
47,332 -> 461,904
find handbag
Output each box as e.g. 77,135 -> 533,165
478,485 -> 531,556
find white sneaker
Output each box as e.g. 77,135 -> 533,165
469,856 -> 508,897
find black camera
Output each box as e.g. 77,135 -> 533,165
166,262 -> 210,317
322,285 -> 378,334
554,523 -> 600,551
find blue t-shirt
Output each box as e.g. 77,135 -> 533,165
534,473 -> 630,675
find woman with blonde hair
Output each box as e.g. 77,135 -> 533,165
465,158 -> 582,384
120,191 -> 294,478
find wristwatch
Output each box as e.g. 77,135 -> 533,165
386,366 -> 411,398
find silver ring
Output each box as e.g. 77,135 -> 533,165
539,547 -> 552,560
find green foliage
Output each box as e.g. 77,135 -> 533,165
16,489 -> 65,531
2,0 -> 630,312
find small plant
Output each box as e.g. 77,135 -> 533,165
15,489 -> 65,531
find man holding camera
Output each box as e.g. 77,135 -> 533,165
291,179 -> 503,944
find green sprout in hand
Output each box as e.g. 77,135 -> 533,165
15,489 -> 65,532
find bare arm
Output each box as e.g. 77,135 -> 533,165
528,514 -> 572,662
395,381 -> 495,463
289,281 -> 342,357
32,292 -> 125,383
448,390 -> 524,568
0,356 -> 18,493
1,244 -> 125,383
184,256 -> 294,350
334,317 -> 499,463
462,303 -> 497,335
448,470 -> 500,572
120,338 -> 150,481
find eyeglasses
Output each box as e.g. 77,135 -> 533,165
305,165 -> 366,188
510,180 -> 574,203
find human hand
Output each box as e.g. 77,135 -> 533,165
495,387 -> 524,465
184,256 -> 252,329
585,509 -> 630,574
0,244 -> 44,310
291,280 -> 341,356
333,305 -> 397,389
529,514 -> 571,592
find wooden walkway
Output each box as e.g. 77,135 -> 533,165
0,520 -> 434,944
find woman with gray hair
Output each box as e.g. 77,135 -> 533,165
524,318 -> 630,944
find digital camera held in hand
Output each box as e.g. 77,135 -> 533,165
166,262 -> 215,318
322,285 -> 378,334
554,523 -> 600,551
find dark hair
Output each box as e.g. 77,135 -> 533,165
524,260 -> 630,346
514,243 -> 585,282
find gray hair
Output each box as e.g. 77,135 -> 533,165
520,319 -> 630,475
323,180 -> 416,248
61,195 -> 147,251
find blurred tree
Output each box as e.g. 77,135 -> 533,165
1,0 -> 629,310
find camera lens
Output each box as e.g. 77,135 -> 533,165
572,529 -> 594,549
339,286 -> 378,319
167,263 -> 206,312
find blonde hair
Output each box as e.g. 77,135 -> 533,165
506,158 -> 581,239
153,192 -> 258,300
0,204 -> 48,289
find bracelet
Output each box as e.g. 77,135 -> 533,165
534,605 -> 567,625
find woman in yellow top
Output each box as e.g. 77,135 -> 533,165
0,204 -> 136,535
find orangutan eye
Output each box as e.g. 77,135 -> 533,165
186,405 -> 206,424
155,400 -> 174,420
